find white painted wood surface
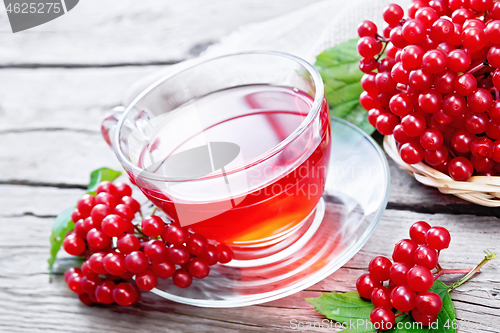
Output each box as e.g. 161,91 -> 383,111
0,1 -> 499,332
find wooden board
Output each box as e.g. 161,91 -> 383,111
0,210 -> 498,332
0,0 -> 325,66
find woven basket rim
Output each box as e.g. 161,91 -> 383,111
383,135 -> 500,207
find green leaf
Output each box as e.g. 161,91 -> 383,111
306,291 -> 376,333
307,281 -> 456,333
315,39 -> 375,135
86,167 -> 122,195
48,206 -> 75,277
48,167 -> 123,278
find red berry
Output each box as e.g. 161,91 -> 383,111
383,3 -> 404,26
152,260 -> 176,279
434,70 -> 457,94
78,293 -> 94,306
471,0 -> 493,12
403,19 -> 426,44
117,234 -> 140,254
424,146 -> 449,166
418,89 -> 442,114
414,245 -> 439,270
389,262 -> 411,286
407,265 -> 434,292
371,286 -> 392,309
465,113 -> 489,134
415,7 -> 439,29
416,291 -> 443,316
67,273 -> 85,294
451,129 -> 476,153
389,93 -> 414,117
454,74 -> 477,96
368,256 -> 392,281
162,224 -> 189,245
141,215 -> 165,237
77,194 -> 95,217
86,228 -> 111,250
426,226 -> 451,250
101,214 -> 127,237
401,45 -> 425,70
120,196 -> 141,213
64,267 -> 82,283
172,269 -> 193,288
368,108 -> 384,127
95,280 -> 115,304
468,89 -> 493,113
471,137 -> 493,158
399,141 -> 424,164
393,124 -> 413,144
430,18 -> 454,42
113,282 -> 140,306
393,239 -> 418,265
103,252 -> 127,276
390,285 -> 416,312
167,245 -> 190,265
187,257 -> 210,279
376,113 -> 400,135
136,270 -> 158,291
81,274 -> 102,295
358,20 -> 378,38
63,234 -> 86,256
412,308 -> 438,326
443,93 -> 468,118
144,240 -> 168,263
95,192 -> 117,209
88,252 -> 108,275
124,251 -> 149,274
356,273 -> 382,299
409,221 -> 431,244
201,244 -> 219,266
90,204 -> 111,225
375,72 -> 397,93
420,129 -> 443,151
114,204 -> 135,221
462,27 -> 486,52
409,69 -> 433,91
448,157 -> 474,181
115,183 -> 132,198
187,233 -> 208,256
358,37 -> 382,58
96,181 -> 118,198
370,307 -> 395,331
71,209 -> 83,222
216,244 -> 234,264
422,49 -> 447,73
447,49 -> 471,72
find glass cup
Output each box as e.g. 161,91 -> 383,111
102,51 -> 331,262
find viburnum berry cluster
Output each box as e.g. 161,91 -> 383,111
62,181 -> 234,306
356,221 -> 451,330
358,0 -> 500,181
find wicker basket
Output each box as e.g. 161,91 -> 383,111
383,135 -> 500,207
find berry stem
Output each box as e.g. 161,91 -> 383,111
376,41 -> 388,61
138,209 -> 144,220
151,207 -> 157,216
448,250 -> 496,291
466,60 -> 490,75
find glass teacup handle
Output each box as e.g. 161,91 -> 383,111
101,106 -> 152,149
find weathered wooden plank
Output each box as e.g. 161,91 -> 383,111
0,66 -> 166,132
0,0 -> 325,66
0,209 -> 498,332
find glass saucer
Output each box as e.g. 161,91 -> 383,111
150,116 -> 390,307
